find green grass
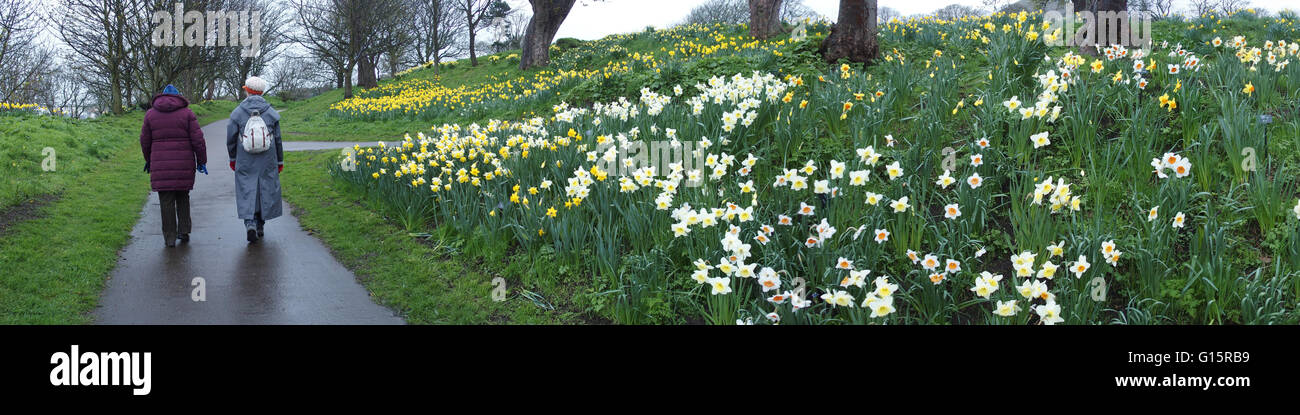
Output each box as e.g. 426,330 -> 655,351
0,114 -> 151,324
280,149 -> 590,324
274,54 -> 541,142
0,102 -> 235,324
190,99 -> 239,125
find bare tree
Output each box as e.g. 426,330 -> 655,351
1130,0 -> 1174,18
56,0 -> 147,115
933,3 -> 983,20
1188,0 -> 1217,15
685,0 -> 751,25
291,0 -> 406,97
1217,0 -> 1249,14
493,7 -> 530,54
413,0 -> 465,74
220,0 -> 291,99
877,6 -> 901,22
458,0 -> 509,66
686,0 -> 818,26
291,0 -> 350,91
821,0 -> 877,64
0,0 -> 42,103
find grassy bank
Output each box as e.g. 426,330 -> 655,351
0,117 -> 150,323
280,149 -> 591,324
0,102 -> 244,324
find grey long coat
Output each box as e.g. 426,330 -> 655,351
226,95 -> 284,222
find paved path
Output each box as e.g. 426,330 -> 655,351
94,119 -> 404,324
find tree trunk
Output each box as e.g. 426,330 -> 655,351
520,0 -> 577,70
343,61 -> 355,99
468,27 -> 478,66
358,55 -> 379,89
821,0 -> 877,64
1076,0 -> 1127,56
748,0 -> 784,40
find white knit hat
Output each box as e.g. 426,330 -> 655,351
244,76 -> 269,93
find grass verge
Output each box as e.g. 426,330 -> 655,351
280,149 -> 591,324
0,130 -> 151,324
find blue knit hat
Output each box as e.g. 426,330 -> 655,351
163,84 -> 180,95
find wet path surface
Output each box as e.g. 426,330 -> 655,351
94,119 -> 404,324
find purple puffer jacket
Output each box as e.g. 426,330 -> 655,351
141,94 -> 207,192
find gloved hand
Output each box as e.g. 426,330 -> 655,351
143,162 -> 150,173
197,164 -> 208,175
229,161 -> 236,171
278,164 -> 284,173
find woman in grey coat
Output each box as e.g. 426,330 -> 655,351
226,76 -> 284,243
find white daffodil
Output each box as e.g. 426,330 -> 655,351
829,160 -> 846,179
865,294 -> 896,318
889,196 -> 910,213
865,192 -> 883,206
994,300 -> 1020,317
849,170 -> 870,185
945,259 -> 961,274
1047,241 -> 1065,257
820,290 -> 855,307
1037,260 -> 1059,280
936,170 -> 957,189
944,203 -> 961,219
970,278 -> 994,299
1036,300 -> 1065,325
921,254 -> 940,271
886,161 -> 903,180
707,277 -> 732,295
835,257 -> 854,270
1071,255 -> 1091,279
758,268 -> 781,292
873,276 -> 897,297
1030,131 -> 1050,148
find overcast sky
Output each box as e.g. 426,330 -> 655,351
533,0 -> 1298,40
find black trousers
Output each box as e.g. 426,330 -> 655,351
159,190 -> 191,241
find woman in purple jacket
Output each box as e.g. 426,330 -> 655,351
141,85 -> 208,247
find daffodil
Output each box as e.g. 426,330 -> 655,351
874,228 -> 890,244
944,203 -> 961,219
1036,300 -> 1065,325
889,196 -> 910,213
1037,261 -> 1059,279
921,254 -> 940,271
1030,131 -> 1050,149
886,161 -> 903,180
864,294 -> 895,317
1071,255 -> 1091,279
820,290 -> 855,307
936,170 -> 957,189
707,277 -> 733,295
994,300 -> 1020,317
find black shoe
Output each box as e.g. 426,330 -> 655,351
165,238 -> 177,248
178,233 -> 190,243
257,220 -> 265,238
247,229 -> 259,243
